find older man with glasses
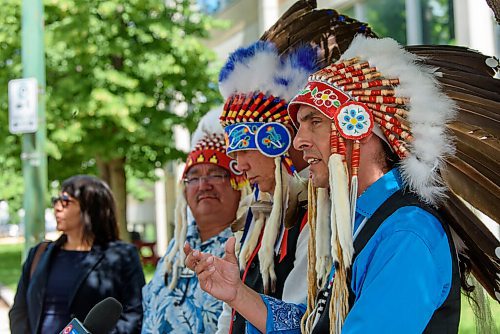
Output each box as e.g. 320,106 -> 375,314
141,109 -> 247,334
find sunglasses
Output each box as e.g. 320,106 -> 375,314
51,194 -> 74,208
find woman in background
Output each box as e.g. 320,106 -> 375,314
9,175 -> 145,334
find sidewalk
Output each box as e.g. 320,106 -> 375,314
0,284 -> 13,333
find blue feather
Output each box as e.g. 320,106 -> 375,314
286,46 -> 318,72
274,77 -> 290,87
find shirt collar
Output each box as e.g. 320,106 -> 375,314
187,220 -> 233,248
356,168 -> 402,219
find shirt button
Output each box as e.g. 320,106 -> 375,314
233,315 -> 237,321
70,313 -> 75,318
250,262 -> 256,269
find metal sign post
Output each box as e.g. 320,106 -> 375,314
16,0 -> 47,258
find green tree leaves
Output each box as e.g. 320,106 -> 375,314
0,0 -> 223,234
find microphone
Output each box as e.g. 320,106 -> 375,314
59,297 -> 123,334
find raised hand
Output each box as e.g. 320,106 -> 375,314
184,237 -> 242,303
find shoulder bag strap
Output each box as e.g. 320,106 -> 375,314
30,241 -> 50,279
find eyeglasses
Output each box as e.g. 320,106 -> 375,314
183,174 -> 228,187
51,194 -> 74,208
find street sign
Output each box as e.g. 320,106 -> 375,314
8,77 -> 38,134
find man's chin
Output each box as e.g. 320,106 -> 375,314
310,174 -> 329,189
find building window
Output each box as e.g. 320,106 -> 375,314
358,0 -> 454,45
421,0 -> 454,44
364,0 -> 407,44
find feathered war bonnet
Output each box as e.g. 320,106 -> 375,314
163,109 -> 246,289
218,41 -> 317,293
288,35 -> 457,332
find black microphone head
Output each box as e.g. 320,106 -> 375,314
83,297 -> 123,334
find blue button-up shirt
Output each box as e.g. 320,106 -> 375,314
249,168 -> 452,333
142,221 -> 233,334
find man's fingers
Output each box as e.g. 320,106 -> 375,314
184,242 -> 200,270
198,267 -> 216,287
223,237 -> 238,265
183,241 -> 192,256
194,256 -> 215,275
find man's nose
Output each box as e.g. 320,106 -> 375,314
293,126 -> 312,151
235,154 -> 249,172
198,177 -> 214,189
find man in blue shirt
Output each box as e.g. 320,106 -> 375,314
285,35 -> 460,333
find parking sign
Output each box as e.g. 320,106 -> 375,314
8,78 -> 38,134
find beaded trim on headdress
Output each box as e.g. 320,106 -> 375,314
288,35 -> 456,332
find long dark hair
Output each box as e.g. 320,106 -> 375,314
61,175 -> 119,246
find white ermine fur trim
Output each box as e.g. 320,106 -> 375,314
233,230 -> 244,259
190,108 -> 225,150
164,181 -> 188,289
341,36 -> 456,204
350,175 -> 358,233
315,187 -> 333,287
329,154 -> 354,269
284,171 -> 306,228
238,210 -> 265,269
232,185 -> 254,231
258,157 -> 285,294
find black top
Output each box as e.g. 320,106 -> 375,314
9,238 -> 146,334
40,249 -> 89,334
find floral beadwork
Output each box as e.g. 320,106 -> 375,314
256,122 -> 291,157
262,295 -> 303,331
227,124 -> 257,151
313,88 -> 341,108
335,101 -> 373,139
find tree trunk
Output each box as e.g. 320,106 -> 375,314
96,156 -> 130,242
96,156 -> 111,186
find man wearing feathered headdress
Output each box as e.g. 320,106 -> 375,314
185,40 -> 314,334
141,109 -> 246,333
279,33 -> 498,333
185,1 -> 499,332
287,35 -> 462,333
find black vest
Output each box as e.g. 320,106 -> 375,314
230,204 -> 307,333
312,190 -> 460,334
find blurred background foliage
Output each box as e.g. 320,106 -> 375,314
0,0 -> 226,237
